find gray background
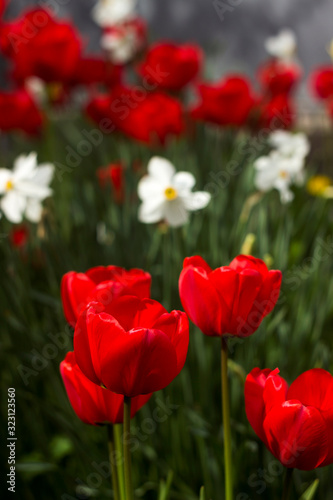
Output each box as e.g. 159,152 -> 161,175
3,0 -> 333,106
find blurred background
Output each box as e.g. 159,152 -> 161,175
3,0 -> 333,85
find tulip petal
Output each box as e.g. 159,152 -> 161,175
229,255 -> 269,276
153,310 -> 189,372
250,270 -> 282,321
179,265 -> 223,336
74,306 -> 101,386
98,327 -> 178,397
229,269 -> 262,337
287,368 -> 333,467
61,272 -> 96,325
287,368 -> 333,412
263,401 -> 329,470
182,256 -> 212,274
245,367 -> 284,444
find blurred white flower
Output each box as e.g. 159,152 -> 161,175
101,21 -> 144,64
138,157 -> 211,227
0,153 -> 54,223
254,131 -> 310,204
92,0 -> 136,27
265,29 -> 297,62
269,130 -> 310,159
25,77 -> 46,103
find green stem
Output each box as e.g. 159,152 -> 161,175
221,337 -> 233,500
282,468 -> 294,500
114,424 -> 126,500
107,425 -> 120,500
123,396 -> 134,500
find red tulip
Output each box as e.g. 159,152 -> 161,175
0,8 -> 82,84
245,367 -> 333,470
86,86 -> 184,145
69,57 -> 122,88
138,42 -> 202,91
310,66 -> 333,100
60,351 -> 151,425
179,255 -> 282,337
191,76 -> 256,127
256,94 -> 295,130
257,60 -> 301,97
61,266 -> 151,326
0,89 -> 43,135
74,296 -> 189,397
97,163 -> 124,203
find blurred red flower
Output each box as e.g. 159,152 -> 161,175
69,57 -> 122,89
61,266 -> 151,326
10,225 -> 29,249
0,8 -> 82,84
97,163 -> 124,203
60,351 -> 151,425
74,296 -> 189,397
258,60 -> 301,97
191,76 -> 256,127
138,42 -> 202,91
255,93 -> 295,130
310,66 -> 333,100
0,89 -> 43,135
179,255 -> 282,337
86,86 -> 184,145
245,367 -> 333,470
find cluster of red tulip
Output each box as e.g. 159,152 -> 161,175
0,3 -> 314,142
59,255 -> 333,499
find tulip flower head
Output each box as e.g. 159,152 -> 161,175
245,367 -> 333,470
138,157 -> 211,227
74,296 -> 189,397
254,131 -> 310,203
138,42 -> 202,91
0,153 -> 54,224
179,255 -> 282,337
61,266 -> 151,326
60,352 -> 151,425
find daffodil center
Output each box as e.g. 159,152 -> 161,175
5,180 -> 14,191
164,187 -> 178,201
279,171 -> 288,179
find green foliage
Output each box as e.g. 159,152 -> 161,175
1,118 -> 332,499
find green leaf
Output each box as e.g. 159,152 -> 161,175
300,479 -> 319,500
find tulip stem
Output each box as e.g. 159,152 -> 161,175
282,468 -> 294,500
123,396 -> 134,500
107,424 -> 120,500
114,424 -> 126,500
221,337 -> 233,500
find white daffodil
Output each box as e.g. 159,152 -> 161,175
269,131 -> 310,159
138,157 -> 211,227
0,153 -> 54,224
92,0 -> 136,27
101,25 -> 141,64
265,29 -> 297,62
254,152 -> 304,203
